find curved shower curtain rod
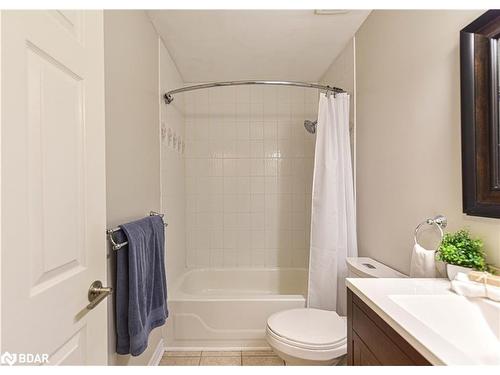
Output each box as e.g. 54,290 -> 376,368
163,80 -> 345,104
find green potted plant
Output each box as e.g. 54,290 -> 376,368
437,229 -> 487,280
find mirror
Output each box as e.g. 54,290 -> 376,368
461,10 -> 500,218
497,38 -> 500,182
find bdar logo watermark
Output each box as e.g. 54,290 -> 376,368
1,351 -> 49,366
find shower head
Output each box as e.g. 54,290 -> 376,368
304,120 -> 317,134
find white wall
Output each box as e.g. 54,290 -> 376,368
320,38 -> 356,168
355,10 -> 500,275
321,39 -> 355,133
159,40 -> 186,286
184,85 -> 317,268
104,10 -> 162,366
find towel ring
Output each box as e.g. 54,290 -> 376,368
414,215 -> 447,246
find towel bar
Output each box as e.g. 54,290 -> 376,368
106,211 -> 167,251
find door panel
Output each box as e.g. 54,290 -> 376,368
1,10 -> 107,365
27,42 -> 86,294
48,328 -> 87,365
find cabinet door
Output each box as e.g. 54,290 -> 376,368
352,333 -> 381,365
347,288 -> 431,366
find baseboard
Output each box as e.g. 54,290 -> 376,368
148,338 -> 165,366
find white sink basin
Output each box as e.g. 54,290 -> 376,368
390,294 -> 500,365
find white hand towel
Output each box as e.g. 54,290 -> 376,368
410,243 -> 437,278
451,272 -> 500,302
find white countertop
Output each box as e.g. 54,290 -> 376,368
346,278 -> 500,365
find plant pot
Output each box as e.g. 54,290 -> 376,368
446,264 -> 472,281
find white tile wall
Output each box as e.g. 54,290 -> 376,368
185,85 -> 318,268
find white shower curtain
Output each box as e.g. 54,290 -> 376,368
307,93 -> 357,316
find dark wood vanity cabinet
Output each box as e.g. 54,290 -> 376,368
346,288 -> 431,366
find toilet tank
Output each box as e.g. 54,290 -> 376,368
346,257 -> 407,278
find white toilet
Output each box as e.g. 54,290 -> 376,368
265,257 -> 406,365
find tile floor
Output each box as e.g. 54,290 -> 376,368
159,350 -> 285,366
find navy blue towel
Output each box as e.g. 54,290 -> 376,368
115,215 -> 168,356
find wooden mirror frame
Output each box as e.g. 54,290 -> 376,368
461,10 -> 500,218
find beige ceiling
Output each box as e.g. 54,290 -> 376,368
148,10 -> 370,83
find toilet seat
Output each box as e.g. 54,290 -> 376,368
266,308 -> 347,364
267,325 -> 346,351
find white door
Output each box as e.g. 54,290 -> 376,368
1,10 -> 108,365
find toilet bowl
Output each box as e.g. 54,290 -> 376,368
266,257 -> 405,365
266,308 -> 347,365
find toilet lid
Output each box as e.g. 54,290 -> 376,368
267,308 -> 346,348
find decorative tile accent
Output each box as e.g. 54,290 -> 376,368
160,40 -> 188,286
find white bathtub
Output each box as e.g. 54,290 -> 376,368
165,268 -> 307,349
